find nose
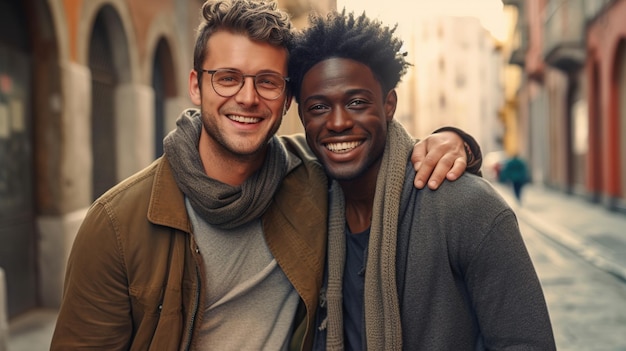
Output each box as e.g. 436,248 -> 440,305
326,107 -> 353,132
234,76 -> 260,105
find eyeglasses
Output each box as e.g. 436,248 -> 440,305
199,69 -> 290,100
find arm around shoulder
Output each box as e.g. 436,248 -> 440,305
432,126 -> 483,176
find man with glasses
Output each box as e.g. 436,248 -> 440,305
50,1 -> 481,350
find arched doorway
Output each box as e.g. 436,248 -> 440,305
152,38 -> 176,158
89,10 -> 119,200
0,0 -> 37,317
87,4 -> 132,200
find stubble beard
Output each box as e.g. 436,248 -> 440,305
200,109 -> 282,161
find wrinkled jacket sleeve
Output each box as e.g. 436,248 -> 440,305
50,201 -> 133,350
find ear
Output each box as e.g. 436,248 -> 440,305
384,89 -> 398,122
189,69 -> 201,106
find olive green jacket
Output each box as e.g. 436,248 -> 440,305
50,135 -> 327,351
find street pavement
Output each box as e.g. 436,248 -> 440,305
495,182 -> 626,351
5,181 -> 626,350
494,181 -> 626,285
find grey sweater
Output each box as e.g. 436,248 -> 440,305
396,164 -> 556,350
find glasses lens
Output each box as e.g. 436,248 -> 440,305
211,70 -> 243,97
254,73 -> 286,100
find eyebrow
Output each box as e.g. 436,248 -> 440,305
212,67 -> 285,75
302,88 -> 375,104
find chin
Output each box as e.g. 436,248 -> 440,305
326,168 -> 361,181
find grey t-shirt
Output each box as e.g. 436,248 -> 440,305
186,198 -> 299,350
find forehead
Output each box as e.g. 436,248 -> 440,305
301,58 -> 381,98
204,30 -> 289,74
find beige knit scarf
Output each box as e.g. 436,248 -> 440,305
325,120 -> 414,350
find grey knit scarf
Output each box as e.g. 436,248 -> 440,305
163,108 -> 298,230
325,120 -> 414,350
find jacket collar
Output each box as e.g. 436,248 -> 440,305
147,156 -> 193,233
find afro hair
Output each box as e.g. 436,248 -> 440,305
288,9 -> 410,104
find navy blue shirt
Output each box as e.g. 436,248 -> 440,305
312,226 -> 371,351
343,227 -> 370,351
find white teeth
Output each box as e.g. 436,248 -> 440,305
229,115 -> 260,124
325,141 -> 362,153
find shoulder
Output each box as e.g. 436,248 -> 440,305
400,171 -> 520,263
75,156 -> 184,266
83,157 -> 181,240
277,134 -> 328,190
95,157 -> 162,209
278,134 -> 319,165
420,174 -> 508,210
403,172 -> 515,232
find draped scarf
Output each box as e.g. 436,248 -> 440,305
163,108 -> 298,230
325,120 -> 414,350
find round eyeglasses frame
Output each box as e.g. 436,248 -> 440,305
199,69 -> 290,101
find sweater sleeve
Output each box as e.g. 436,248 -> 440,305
397,172 -> 555,350
464,209 -> 556,350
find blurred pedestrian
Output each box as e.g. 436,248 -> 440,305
501,154 -> 530,204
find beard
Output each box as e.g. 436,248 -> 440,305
199,108 -> 282,161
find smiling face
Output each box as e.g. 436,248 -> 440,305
189,30 -> 291,162
298,57 -> 396,182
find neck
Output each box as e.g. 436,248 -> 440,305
339,163 -> 380,233
198,129 -> 266,186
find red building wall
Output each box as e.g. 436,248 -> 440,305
586,0 -> 626,200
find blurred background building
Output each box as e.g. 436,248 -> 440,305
394,15 -> 504,157
1,0 -> 625,331
388,0 -> 626,217
502,0 -> 626,210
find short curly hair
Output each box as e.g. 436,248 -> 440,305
193,0 -> 294,72
288,9 -> 410,104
